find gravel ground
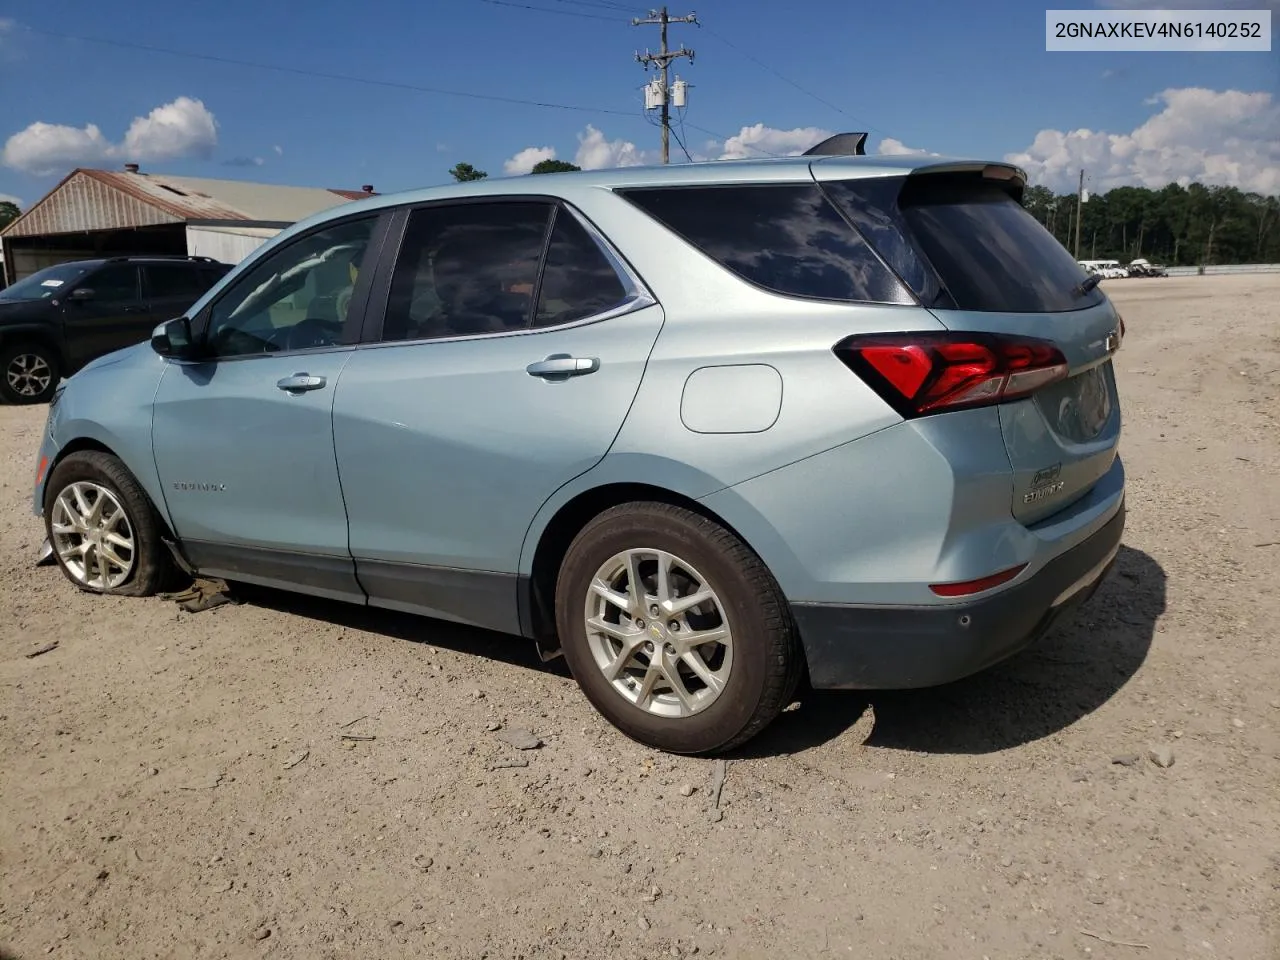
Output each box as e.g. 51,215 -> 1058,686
2,274 -> 1278,960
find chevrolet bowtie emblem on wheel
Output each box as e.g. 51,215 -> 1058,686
649,624 -> 664,641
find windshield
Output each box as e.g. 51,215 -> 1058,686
0,262 -> 95,302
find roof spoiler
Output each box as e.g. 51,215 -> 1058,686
802,132 -> 868,157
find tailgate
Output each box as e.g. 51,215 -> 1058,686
816,161 -> 1124,525
929,300 -> 1122,524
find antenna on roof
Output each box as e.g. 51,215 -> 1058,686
802,132 -> 868,157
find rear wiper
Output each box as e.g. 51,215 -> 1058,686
1073,273 -> 1102,298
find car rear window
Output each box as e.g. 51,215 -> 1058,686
618,184 -> 913,305
823,174 -> 1105,314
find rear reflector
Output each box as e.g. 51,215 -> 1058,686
834,332 -> 1069,417
36,455 -> 49,485
929,563 -> 1027,597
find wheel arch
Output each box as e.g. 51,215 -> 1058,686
43,433 -> 181,554
0,326 -> 66,369
520,480 -> 764,655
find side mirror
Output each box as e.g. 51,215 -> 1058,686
68,287 -> 95,301
151,317 -> 198,360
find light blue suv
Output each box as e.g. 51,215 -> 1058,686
31,145 -> 1125,754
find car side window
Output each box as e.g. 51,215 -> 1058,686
382,201 -> 552,342
145,263 -> 209,300
84,265 -> 140,301
532,209 -> 630,328
204,217 -> 375,359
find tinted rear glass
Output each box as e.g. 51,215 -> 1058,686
619,184 -> 912,305
145,263 -> 210,299
534,210 -> 629,328
825,175 -> 1104,314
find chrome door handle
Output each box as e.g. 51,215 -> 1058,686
526,355 -> 600,380
276,373 -> 327,393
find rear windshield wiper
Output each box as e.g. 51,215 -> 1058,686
1073,273 -> 1102,298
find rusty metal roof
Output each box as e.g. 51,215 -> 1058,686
2,168 -> 373,239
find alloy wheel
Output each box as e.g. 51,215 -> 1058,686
6,352 -> 52,398
584,548 -> 733,718
49,481 -> 136,590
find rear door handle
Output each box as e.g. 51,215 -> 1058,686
526,355 -> 600,380
276,373 -> 327,393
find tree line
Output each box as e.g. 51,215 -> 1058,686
1021,182 -> 1278,266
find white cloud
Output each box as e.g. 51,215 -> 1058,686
1007,87 -> 1280,195
0,192 -> 22,207
504,145 -> 557,175
2,97 -> 219,176
120,97 -> 217,163
222,155 -> 265,168
718,123 -> 832,160
574,125 -> 649,170
877,137 -> 939,157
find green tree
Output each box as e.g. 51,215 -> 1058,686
529,159 -> 581,175
449,163 -> 488,182
0,200 -> 20,230
1026,179 -> 1280,265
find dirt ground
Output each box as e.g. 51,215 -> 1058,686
2,274 -> 1278,960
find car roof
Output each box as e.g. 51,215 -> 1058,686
290,153 -> 1015,230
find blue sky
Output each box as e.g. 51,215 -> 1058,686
1,0 -> 1277,207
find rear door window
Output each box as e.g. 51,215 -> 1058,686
86,264 -> 140,301
824,174 -> 1104,314
383,201 -> 553,341
145,263 -> 210,300
532,209 -> 630,328
619,184 -> 912,305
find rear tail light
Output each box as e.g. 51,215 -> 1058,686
833,332 -> 1069,417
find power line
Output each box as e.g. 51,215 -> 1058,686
476,0 -> 625,22
17,24 -> 638,117
546,0 -> 636,11
669,123 -> 694,163
698,24 -> 886,134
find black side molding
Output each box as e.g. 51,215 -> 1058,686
803,132 -> 868,157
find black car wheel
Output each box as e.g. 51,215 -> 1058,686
1,342 -> 60,404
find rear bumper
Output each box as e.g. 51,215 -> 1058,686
793,502 -> 1125,690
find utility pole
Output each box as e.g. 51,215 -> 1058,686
1073,168 -> 1085,260
634,7 -> 697,163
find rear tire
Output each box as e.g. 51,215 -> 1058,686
1,342 -> 60,405
43,451 -> 178,597
555,501 -> 801,755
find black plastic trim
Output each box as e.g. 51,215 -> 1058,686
793,504 -> 1125,690
183,540 -> 364,603
355,558 -> 522,635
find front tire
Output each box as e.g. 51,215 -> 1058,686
44,451 -> 177,597
555,502 -> 801,755
1,342 -> 60,405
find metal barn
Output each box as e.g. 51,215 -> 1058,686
1,165 -> 374,283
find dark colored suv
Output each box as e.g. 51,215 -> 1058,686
0,255 -> 231,404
